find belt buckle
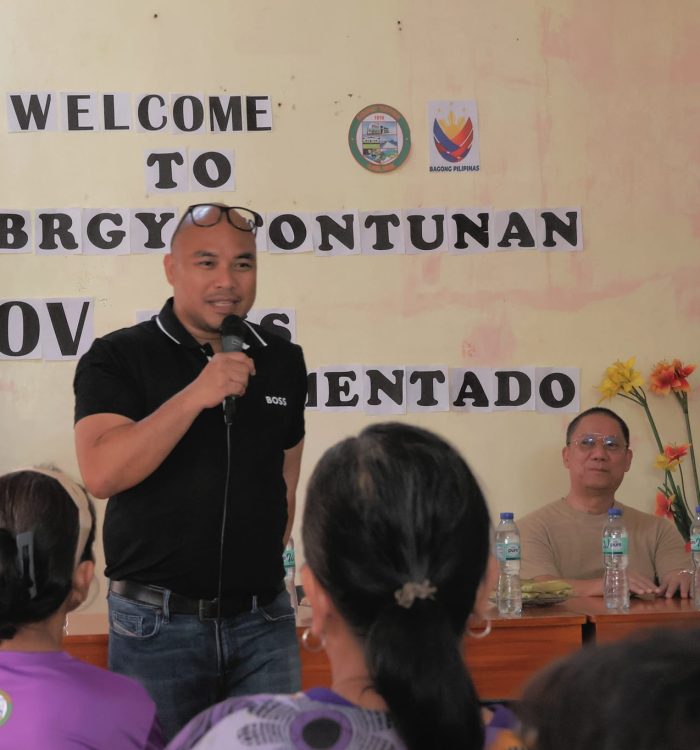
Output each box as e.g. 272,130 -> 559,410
198,598 -> 219,620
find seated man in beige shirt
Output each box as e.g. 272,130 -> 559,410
520,406 -> 692,598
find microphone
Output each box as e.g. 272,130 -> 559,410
220,314 -> 247,424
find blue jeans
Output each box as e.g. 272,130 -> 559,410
107,587 -> 301,742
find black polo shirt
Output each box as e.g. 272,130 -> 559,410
73,298 -> 307,599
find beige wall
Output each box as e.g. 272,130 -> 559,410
1,0 -> 699,615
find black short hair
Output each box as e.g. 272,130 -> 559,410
302,422 -> 491,750
566,406 -> 630,446
0,469 -> 96,642
517,627 -> 700,750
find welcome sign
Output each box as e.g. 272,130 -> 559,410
2,87 -> 584,414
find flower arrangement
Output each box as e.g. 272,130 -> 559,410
597,357 -> 698,542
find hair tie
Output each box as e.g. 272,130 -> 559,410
394,580 -> 437,609
15,531 -> 38,599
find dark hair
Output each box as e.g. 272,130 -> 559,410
516,627 -> 700,750
302,422 -> 491,750
566,406 -> 630,446
0,469 -> 96,642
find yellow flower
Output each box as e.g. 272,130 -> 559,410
598,377 -> 621,400
597,357 -> 644,399
655,454 -> 678,471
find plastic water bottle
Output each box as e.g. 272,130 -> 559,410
691,506 -> 700,610
496,512 -> 522,616
603,507 -> 629,610
283,538 -> 298,617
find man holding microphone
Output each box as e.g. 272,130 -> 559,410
73,204 -> 307,740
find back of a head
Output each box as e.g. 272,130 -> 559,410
302,422 -> 491,750
0,468 -> 95,642
516,627 -> 700,750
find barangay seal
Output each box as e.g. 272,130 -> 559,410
0,690 -> 12,726
348,104 -> 411,173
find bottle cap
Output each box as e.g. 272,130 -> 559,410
500,512 -> 514,520
608,507 -> 622,517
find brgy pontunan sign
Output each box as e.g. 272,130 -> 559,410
1,207 -> 581,255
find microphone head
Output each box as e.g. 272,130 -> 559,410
221,314 -> 247,353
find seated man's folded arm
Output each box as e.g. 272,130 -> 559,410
654,520 -> 693,598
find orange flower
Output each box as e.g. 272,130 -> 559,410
655,490 -> 674,520
650,359 -> 696,394
649,361 -> 677,395
671,359 -> 695,392
665,443 -> 689,461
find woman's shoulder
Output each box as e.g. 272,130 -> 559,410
168,692 -> 404,750
0,651 -> 162,749
60,652 -> 152,699
484,704 -> 526,750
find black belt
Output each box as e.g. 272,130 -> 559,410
109,579 -> 282,620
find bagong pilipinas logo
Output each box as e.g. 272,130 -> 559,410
348,104 -> 411,173
432,110 -> 474,163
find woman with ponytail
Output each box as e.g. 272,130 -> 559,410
168,423 -> 522,750
0,467 -> 163,749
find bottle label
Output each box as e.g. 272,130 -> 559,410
283,548 -> 295,570
602,535 -> 628,554
691,534 -> 700,553
497,541 -> 520,561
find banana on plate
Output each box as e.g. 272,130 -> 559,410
520,579 -> 573,602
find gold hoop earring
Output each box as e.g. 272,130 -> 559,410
466,616 -> 491,639
301,627 -> 325,653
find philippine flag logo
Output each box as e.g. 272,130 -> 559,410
432,111 -> 474,163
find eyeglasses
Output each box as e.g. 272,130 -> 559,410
568,433 -> 627,453
179,204 -> 264,235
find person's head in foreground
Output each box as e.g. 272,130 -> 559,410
301,422 -> 495,750
0,468 -> 164,748
516,626 -> 700,750
0,467 -> 96,646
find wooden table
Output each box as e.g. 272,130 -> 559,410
63,598 -> 700,703
464,605 -> 585,700
63,607 -> 585,700
564,596 -> 700,644
294,605 -> 586,699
